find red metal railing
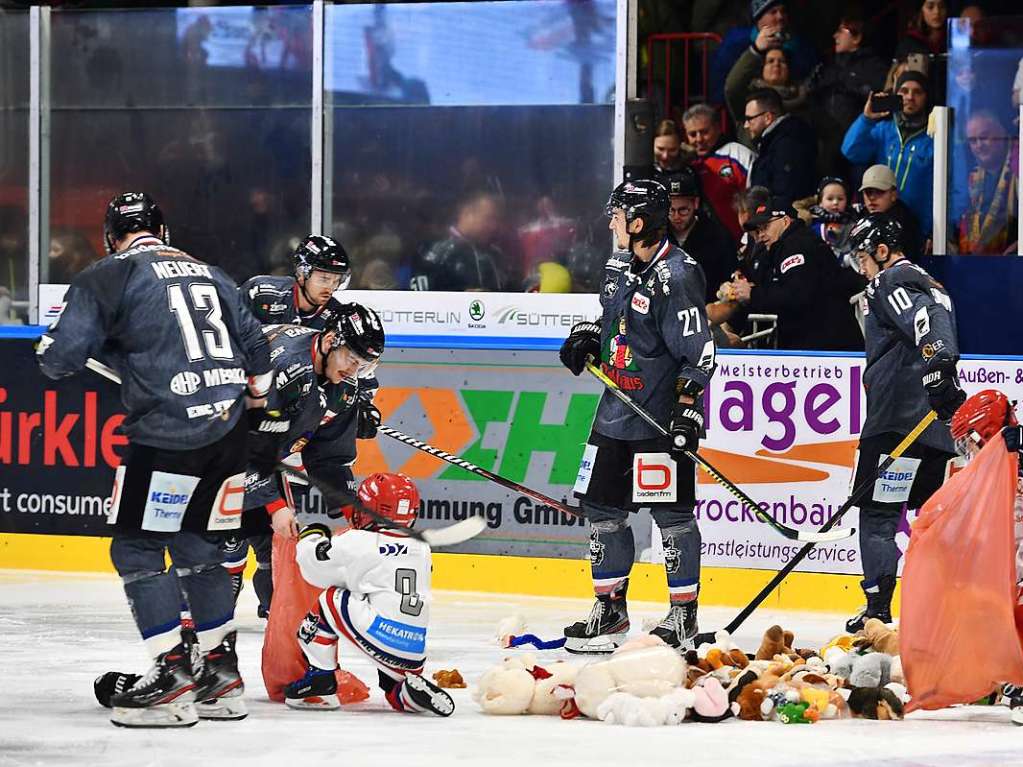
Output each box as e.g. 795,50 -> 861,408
645,32 -> 722,122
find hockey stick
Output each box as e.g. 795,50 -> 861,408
584,362 -> 852,544
694,409 -> 938,644
84,358 -> 484,547
378,424 -> 583,518
276,464 -> 487,548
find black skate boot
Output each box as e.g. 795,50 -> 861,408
391,673 -> 455,717
109,643 -> 197,728
845,576 -> 895,633
564,579 -> 630,654
285,665 -> 340,710
650,601 -> 699,652
192,631 -> 246,721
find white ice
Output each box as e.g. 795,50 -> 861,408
1,570 -> 1020,767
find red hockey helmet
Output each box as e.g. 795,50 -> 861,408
346,473 -> 420,530
950,389 -> 1018,455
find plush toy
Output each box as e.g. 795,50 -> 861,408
572,635 -> 687,719
734,681 -> 768,721
688,675 -> 732,723
848,653 -> 893,689
890,655 -> 905,686
847,686 -> 905,720
597,688 -> 696,727
474,654 -> 580,716
495,615 -> 528,644
755,625 -> 790,660
776,701 -> 819,724
856,618 -> 899,656
432,669 -> 466,688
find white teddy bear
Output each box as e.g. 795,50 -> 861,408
473,653 -> 580,716
597,688 -> 696,726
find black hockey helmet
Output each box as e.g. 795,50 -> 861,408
847,213 -> 902,265
103,192 -> 167,254
327,302 -> 385,370
605,179 -> 670,249
292,234 -> 352,286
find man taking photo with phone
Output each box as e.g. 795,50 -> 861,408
841,71 -> 934,245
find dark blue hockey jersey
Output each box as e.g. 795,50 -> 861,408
595,239 -> 717,441
861,259 -> 959,451
38,237 -> 271,451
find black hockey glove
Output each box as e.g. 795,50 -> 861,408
299,523 -> 332,561
559,321 -> 601,376
670,402 -> 704,455
247,407 -> 289,475
356,401 -> 381,440
1004,425 -> 1022,453
922,363 -> 966,422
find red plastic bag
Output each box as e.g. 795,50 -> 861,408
261,535 -> 370,704
902,435 -> 1023,712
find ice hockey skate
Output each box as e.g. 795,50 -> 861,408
284,666 -> 341,710
192,631 -> 247,721
387,673 -> 455,717
108,643 -> 197,729
649,602 -> 698,652
845,577 -> 895,633
563,594 -> 630,654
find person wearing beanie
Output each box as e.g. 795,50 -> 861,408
841,69 -> 934,240
708,1 -> 818,105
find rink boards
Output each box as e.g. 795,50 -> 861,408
3,333 -> 1022,612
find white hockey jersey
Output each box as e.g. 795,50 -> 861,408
296,529 -> 432,666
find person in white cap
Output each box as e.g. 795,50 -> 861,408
859,164 -> 925,257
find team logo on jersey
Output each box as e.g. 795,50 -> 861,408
170,371 -> 202,396
605,316 -> 637,371
602,278 -> 619,298
631,293 -> 650,315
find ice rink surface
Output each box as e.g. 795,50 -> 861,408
2,570 -> 1020,767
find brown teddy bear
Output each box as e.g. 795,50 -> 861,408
855,618 -> 899,656
755,625 -> 789,660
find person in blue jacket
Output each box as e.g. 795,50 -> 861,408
842,70 -> 934,240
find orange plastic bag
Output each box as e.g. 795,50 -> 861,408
901,436 -> 1023,712
261,535 -> 370,704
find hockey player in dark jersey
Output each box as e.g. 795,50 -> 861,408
843,213 -> 966,632
559,179 -> 716,653
37,192 -> 273,728
229,236 -> 379,618
93,302 -> 385,712
239,234 -> 351,328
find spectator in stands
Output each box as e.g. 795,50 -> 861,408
744,87 -> 818,207
802,177 -> 857,259
957,110 -> 1019,255
809,16 -> 889,176
841,71 -> 934,238
682,103 -> 756,242
653,119 -> 690,173
721,197 -> 864,351
47,228 -> 100,284
709,0 -> 818,105
725,45 -> 810,147
894,0 -> 947,104
409,190 -> 504,291
0,205 -> 27,310
857,164 -> 925,258
658,166 -> 736,305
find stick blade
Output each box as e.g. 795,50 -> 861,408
795,526 -> 855,543
420,515 -> 488,548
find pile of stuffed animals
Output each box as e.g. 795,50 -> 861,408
471,617 -> 909,726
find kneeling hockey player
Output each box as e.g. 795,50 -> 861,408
284,473 -> 454,716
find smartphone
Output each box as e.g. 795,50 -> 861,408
871,93 -> 901,114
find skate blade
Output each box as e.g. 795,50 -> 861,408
285,694 -> 341,710
563,633 -> 627,654
111,701 -> 199,728
197,691 -> 248,721
403,674 -> 455,717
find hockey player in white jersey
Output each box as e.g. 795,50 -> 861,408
284,473 -> 454,716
